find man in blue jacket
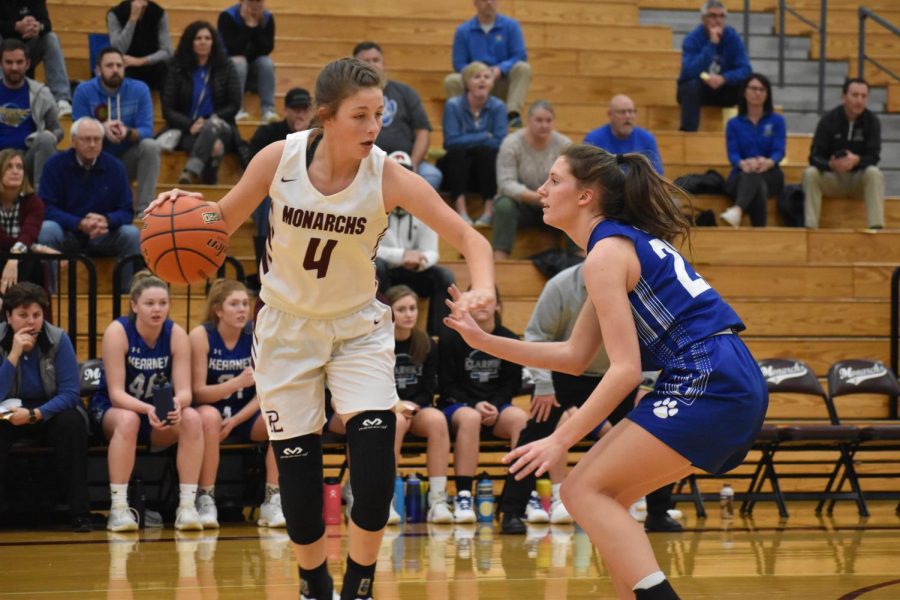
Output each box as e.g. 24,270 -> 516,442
37,117 -> 139,286
584,94 -> 664,175
72,47 -> 160,213
443,0 -> 531,127
677,0 -> 751,132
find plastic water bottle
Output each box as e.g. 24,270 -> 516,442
393,474 -> 406,523
406,473 -> 422,523
720,483 -> 734,520
476,474 -> 494,523
151,374 -> 175,424
323,477 -> 342,525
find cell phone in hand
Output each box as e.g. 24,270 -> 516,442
833,149 -> 848,159
152,375 -> 175,424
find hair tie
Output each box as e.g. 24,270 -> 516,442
616,153 -> 625,165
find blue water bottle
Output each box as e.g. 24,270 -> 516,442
406,473 -> 422,523
476,473 -> 494,523
393,474 -> 405,523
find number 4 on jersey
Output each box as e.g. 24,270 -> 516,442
303,237 -> 338,278
649,239 -> 711,298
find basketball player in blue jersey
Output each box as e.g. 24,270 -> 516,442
146,58 -> 494,600
90,271 -> 204,532
445,145 -> 768,600
190,279 -> 284,530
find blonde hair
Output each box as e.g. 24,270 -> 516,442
205,279 -> 249,325
461,61 -> 491,88
129,270 -> 168,315
0,149 -> 32,197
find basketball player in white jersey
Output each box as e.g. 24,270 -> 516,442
147,58 -> 494,600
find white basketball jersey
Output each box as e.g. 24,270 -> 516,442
259,130 -> 388,319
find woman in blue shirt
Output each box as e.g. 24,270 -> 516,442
720,73 -> 785,227
439,61 -> 508,227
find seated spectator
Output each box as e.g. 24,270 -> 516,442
439,287 -> 527,523
493,100 -> 571,260
376,151 -> 455,336
0,39 -> 61,191
0,0 -> 72,115
218,0 -> 277,123
106,0 -> 173,90
677,0 -> 750,132
248,87 -> 313,265
353,41 -> 442,190
803,78 -> 884,229
438,61 -> 507,226
0,149 -> 49,291
444,0 -> 530,126
189,280 -> 283,530
89,271 -> 203,532
162,21 -> 242,185
720,74 -> 785,228
37,117 -> 140,285
72,47 -> 160,213
584,95 -> 663,175
0,283 -> 89,531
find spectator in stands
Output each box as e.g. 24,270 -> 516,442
189,279 -> 283,530
439,287 -> 527,523
0,283 -> 89,531
0,1 -> 72,115
218,0 -> 277,123
376,151 -> 455,336
444,0 -> 530,127
803,77 -> 884,229
720,73 -> 785,228
677,0 -> 751,132
106,0 -> 173,90
89,271 -> 203,532
247,87 -> 313,266
353,41 -> 443,190
439,61 -> 508,226
37,117 -> 140,285
0,149 -> 48,291
0,39 -> 61,191
493,100 -> 571,260
72,47 -> 160,213
162,21 -> 242,186
584,95 -> 663,175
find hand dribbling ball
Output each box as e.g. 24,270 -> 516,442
140,196 -> 229,285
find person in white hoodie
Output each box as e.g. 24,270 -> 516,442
375,151 -> 456,335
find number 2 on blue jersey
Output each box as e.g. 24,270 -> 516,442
649,239 -> 711,298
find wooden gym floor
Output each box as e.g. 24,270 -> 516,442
2,501 -> 900,599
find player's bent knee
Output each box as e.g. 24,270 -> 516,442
271,434 -> 325,545
346,410 -> 396,531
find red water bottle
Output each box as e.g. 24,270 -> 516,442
323,477 -> 342,525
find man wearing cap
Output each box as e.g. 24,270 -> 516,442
247,87 -> 313,270
353,41 -> 442,190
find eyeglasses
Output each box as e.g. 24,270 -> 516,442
705,12 -> 726,20
746,86 -> 767,93
612,108 -> 638,115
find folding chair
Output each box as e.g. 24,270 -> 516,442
823,359 -> 900,515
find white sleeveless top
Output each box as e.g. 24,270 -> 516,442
259,129 -> 388,319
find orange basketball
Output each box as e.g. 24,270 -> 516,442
140,196 -> 229,285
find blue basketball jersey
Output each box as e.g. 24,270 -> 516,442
204,323 -> 255,418
587,219 -> 744,371
94,316 -> 174,406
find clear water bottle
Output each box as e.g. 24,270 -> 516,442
720,483 -> 734,520
476,473 -> 494,523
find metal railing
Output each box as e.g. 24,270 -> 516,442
891,266 -> 899,419
778,0 -> 827,114
858,8 -> 900,82
742,0 -> 751,54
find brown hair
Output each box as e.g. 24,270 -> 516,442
314,57 -> 384,121
384,285 -> 431,365
3,282 -> 49,319
0,149 -> 33,197
129,269 -> 168,315
205,279 -> 249,325
561,145 -> 692,244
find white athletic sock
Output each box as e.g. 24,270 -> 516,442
633,571 -> 666,591
179,484 -> 198,508
429,476 -> 447,501
110,484 -> 129,508
551,483 -> 562,501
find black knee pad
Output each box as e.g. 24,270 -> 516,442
271,434 -> 325,545
346,410 -> 396,531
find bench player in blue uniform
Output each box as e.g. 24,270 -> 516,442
445,145 -> 768,600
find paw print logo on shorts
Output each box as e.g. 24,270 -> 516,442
653,398 -> 679,419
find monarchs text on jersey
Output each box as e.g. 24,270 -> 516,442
259,129 -> 389,319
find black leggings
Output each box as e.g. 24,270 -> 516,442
437,146 -> 498,199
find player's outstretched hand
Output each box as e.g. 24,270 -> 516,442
447,283 -> 495,317
143,188 -> 206,219
443,285 -> 488,347
503,435 -> 566,480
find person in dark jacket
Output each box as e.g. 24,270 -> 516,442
802,78 -> 884,229
676,0 -> 751,132
161,20 -> 242,185
0,149 -> 47,292
106,0 -> 172,90
0,282 -> 88,531
439,287 -> 526,523
218,0 -> 277,123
